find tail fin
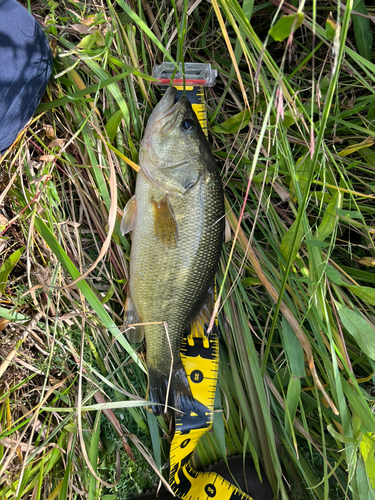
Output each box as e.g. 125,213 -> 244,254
148,362 -> 195,416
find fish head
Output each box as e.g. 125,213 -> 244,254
140,87 -> 207,194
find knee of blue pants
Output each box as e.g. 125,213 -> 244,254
0,0 -> 53,153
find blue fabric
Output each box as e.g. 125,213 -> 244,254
0,0 -> 52,152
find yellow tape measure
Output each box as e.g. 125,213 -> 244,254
169,330 -> 254,500
187,86 -> 208,137
155,64 -> 253,498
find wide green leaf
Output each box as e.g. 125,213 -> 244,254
212,109 -> 251,134
281,316 -> 305,377
0,246 -> 25,295
336,302 -> 375,360
356,456 -> 375,500
347,285 -> 375,306
325,13 -> 337,42
280,219 -> 304,263
285,376 -> 301,438
326,265 -> 343,285
269,13 -> 304,42
316,194 -> 340,241
105,109 -> 124,143
304,239 -> 330,248
352,0 -> 373,61
0,307 -> 29,322
361,433 -> 375,489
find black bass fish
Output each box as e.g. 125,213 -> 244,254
121,86 -> 224,415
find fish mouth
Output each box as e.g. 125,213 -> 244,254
153,87 -> 190,123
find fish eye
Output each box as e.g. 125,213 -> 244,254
181,118 -> 195,132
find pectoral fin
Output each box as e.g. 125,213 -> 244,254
120,195 -> 137,235
152,195 -> 178,247
124,295 -> 144,343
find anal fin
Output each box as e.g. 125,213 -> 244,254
189,287 -> 215,337
124,295 -> 144,343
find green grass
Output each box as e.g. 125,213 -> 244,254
1,0 -> 375,498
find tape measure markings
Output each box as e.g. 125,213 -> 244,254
169,331 -> 254,500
